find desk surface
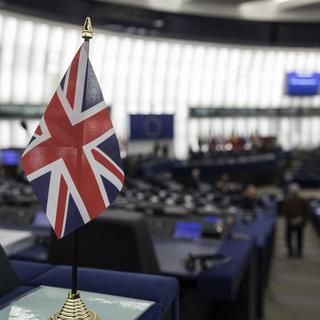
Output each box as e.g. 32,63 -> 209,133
0,286 -> 154,320
233,216 -> 276,247
153,236 -> 221,278
0,228 -> 34,255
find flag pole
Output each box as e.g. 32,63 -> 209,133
71,229 -> 79,294
51,17 -> 100,320
70,16 -> 93,296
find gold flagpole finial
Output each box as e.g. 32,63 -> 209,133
82,17 -> 93,39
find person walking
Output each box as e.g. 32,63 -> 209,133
282,183 -> 309,257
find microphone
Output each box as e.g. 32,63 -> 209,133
20,119 -> 28,131
20,119 -> 31,142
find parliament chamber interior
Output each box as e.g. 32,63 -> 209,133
1,1 -> 320,320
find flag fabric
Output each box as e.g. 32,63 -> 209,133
22,42 -> 124,239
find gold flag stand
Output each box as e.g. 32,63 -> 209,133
51,292 -> 100,320
50,17 -> 100,320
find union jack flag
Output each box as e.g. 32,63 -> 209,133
22,42 -> 124,239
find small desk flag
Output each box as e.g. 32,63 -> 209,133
22,42 -> 124,239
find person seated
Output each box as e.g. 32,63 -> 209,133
188,168 -> 201,190
216,174 -> 230,193
240,184 -> 264,210
162,143 -> 169,158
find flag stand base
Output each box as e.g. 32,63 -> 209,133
50,291 -> 101,320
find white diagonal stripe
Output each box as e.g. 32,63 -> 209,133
74,43 -> 88,113
27,158 -> 91,231
57,86 -> 106,125
63,67 -> 70,94
83,145 -> 110,208
83,128 -> 115,150
60,192 -> 69,238
96,161 -> 123,191
94,146 -> 124,176
59,160 -> 91,224
23,116 -> 51,156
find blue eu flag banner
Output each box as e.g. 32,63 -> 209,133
130,114 -> 174,140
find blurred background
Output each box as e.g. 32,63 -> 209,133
0,1 -> 320,320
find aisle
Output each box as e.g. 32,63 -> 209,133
265,218 -> 320,320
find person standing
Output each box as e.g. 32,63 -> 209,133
282,183 -> 309,257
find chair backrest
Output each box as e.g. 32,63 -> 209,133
0,244 -> 20,296
48,210 -> 159,274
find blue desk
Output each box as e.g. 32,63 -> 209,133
2,261 -> 179,320
198,238 -> 255,320
153,235 -> 255,320
233,216 -> 275,249
313,212 -> 320,235
198,238 -> 254,301
0,286 -> 157,320
232,215 -> 276,318
0,260 -> 54,308
310,202 -> 320,236
11,260 -> 53,283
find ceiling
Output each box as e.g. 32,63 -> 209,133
2,0 -> 320,46
95,0 -> 320,22
2,0 -> 320,23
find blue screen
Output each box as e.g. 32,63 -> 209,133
130,114 -> 174,140
205,216 -> 221,224
287,72 -> 320,96
1,150 -> 20,166
174,221 -> 202,240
